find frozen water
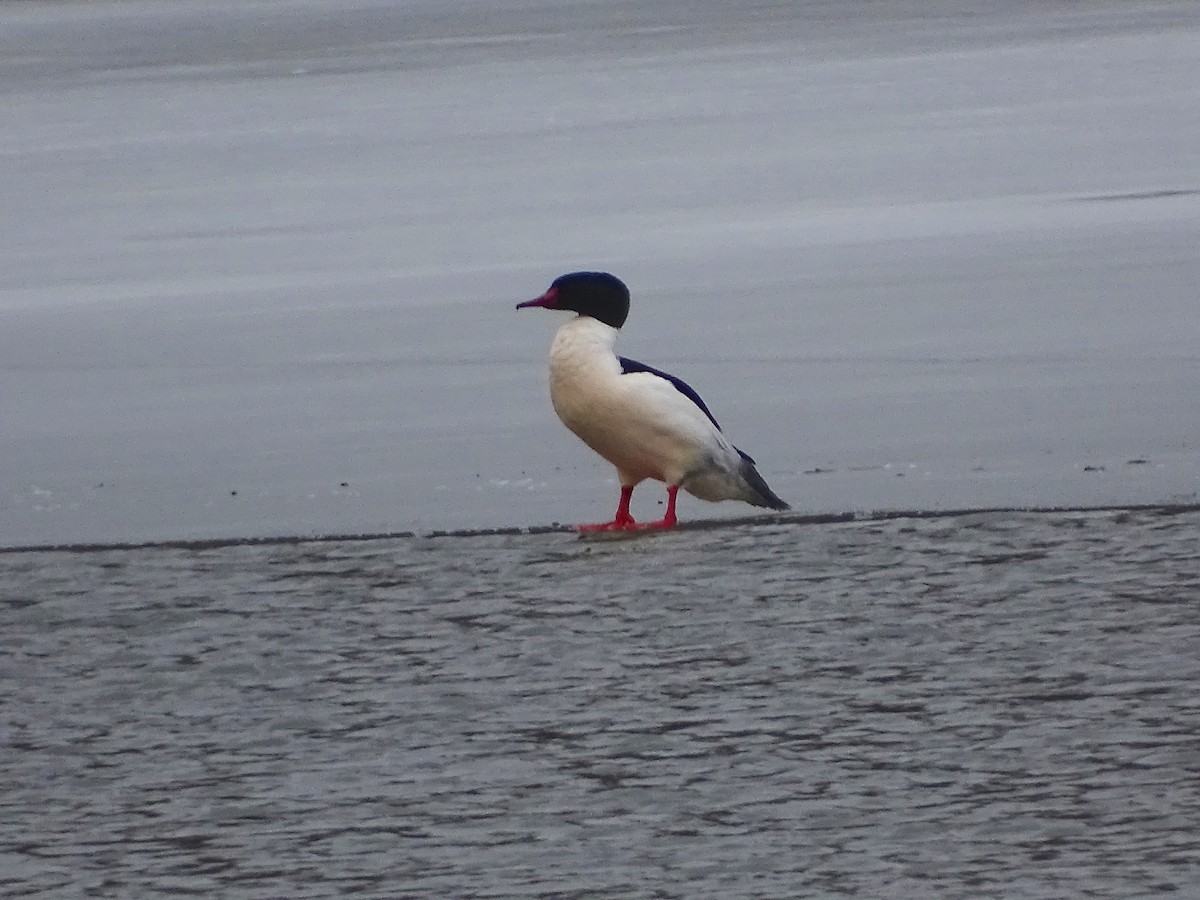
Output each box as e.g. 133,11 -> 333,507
2,0 -> 1199,546
3,507 -> 1199,897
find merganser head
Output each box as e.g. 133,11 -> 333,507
516,271 -> 630,329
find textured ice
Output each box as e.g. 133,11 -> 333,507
3,508 -> 1199,897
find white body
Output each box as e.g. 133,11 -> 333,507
546,316 -> 758,503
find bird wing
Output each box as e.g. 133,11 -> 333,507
618,356 -> 722,432
618,356 -> 761,466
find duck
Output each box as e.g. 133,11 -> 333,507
517,271 -> 788,531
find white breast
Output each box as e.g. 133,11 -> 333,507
546,317 -> 730,487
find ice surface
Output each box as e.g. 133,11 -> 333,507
2,0 -> 1199,546
4,509 -> 1200,897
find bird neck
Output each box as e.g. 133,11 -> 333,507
549,315 -> 621,376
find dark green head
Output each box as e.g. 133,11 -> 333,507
516,271 -> 631,329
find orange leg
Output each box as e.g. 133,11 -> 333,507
578,485 -> 638,532
642,484 -> 679,529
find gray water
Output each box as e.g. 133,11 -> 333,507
4,507 -> 1199,898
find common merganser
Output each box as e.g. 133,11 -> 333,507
517,271 -> 789,532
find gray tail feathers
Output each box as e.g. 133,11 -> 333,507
737,449 -> 789,510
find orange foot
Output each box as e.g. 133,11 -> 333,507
576,485 -> 679,532
577,517 -> 638,533
638,514 -> 677,530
